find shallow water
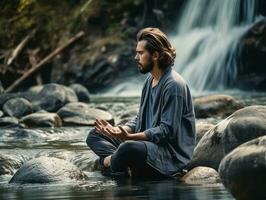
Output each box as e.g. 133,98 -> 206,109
1,92 -> 266,200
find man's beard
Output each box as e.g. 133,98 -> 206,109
138,60 -> 154,74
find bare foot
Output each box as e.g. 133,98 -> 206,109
103,155 -> 111,168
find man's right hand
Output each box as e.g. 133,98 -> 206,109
95,118 -> 120,135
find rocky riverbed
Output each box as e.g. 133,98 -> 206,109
0,83 -> 266,199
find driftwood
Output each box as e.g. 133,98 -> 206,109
5,31 -> 85,93
7,35 -> 31,66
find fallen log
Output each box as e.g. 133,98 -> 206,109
5,31 -> 85,93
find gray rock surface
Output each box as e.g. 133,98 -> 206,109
3,97 -> 33,118
9,156 -> 88,184
219,135 -> 266,200
194,94 -> 243,118
181,166 -> 220,185
190,105 -> 266,170
57,102 -> 114,126
20,112 -> 62,128
33,84 -> 78,112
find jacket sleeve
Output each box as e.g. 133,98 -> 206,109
144,91 -> 183,144
125,113 -> 139,133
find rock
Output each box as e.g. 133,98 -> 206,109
51,46 -> 137,92
238,18 -> 266,90
57,102 -> 114,126
181,166 -> 220,185
196,123 -> 215,144
190,105 -> 266,170
193,94 -> 243,118
36,150 -> 98,172
0,92 -> 32,109
3,97 -> 33,118
69,83 -> 90,102
9,156 -> 88,184
33,83 -> 78,112
219,136 -> 266,200
0,153 -> 28,175
0,117 -> 19,127
20,112 -> 62,128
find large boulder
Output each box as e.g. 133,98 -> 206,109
219,136 -> 266,200
57,102 -> 114,126
69,83 -> 90,102
3,97 -> 33,118
193,94 -> 243,118
181,166 -> 220,185
33,84 -> 78,112
20,112 -> 62,128
9,156 -> 88,184
190,105 -> 266,170
238,18 -> 266,90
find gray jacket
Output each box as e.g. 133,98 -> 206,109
126,67 -> 196,176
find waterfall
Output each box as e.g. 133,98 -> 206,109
172,0 -> 257,92
103,0 -> 258,96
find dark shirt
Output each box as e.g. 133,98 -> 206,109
144,85 -> 157,130
126,67 -> 196,176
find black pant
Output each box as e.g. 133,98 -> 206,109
86,129 -> 163,177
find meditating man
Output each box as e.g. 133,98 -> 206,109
86,27 -> 196,177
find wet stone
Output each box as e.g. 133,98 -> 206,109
32,83 -> 78,112
193,94 -> 243,118
219,135 -> 266,200
181,166 -> 220,184
20,112 -> 62,128
9,156 -> 88,184
57,102 -> 114,126
191,105 -> 266,170
3,97 -> 33,118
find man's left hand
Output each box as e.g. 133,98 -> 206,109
105,126 -> 130,140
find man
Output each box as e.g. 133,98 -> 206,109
86,27 -> 196,177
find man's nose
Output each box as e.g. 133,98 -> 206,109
134,54 -> 139,61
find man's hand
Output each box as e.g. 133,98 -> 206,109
105,126 -> 130,140
95,118 -> 119,135
95,118 -> 145,141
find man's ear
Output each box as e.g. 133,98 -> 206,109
152,51 -> 159,61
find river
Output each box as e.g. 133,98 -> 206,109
1,92 -> 266,200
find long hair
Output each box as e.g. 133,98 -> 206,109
137,27 -> 176,70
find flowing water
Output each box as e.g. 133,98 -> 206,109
104,0 -> 260,96
1,93 -> 266,200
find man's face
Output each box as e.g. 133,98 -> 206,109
135,40 -> 154,74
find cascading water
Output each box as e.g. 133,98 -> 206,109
103,0 -> 258,96
172,0 -> 257,93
